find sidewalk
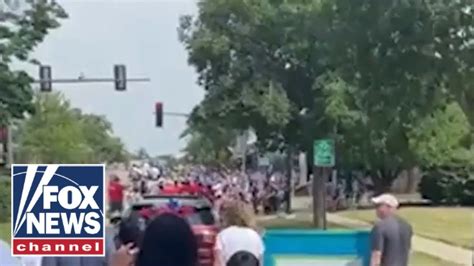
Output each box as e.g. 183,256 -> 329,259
291,197 -> 473,266
327,213 -> 472,266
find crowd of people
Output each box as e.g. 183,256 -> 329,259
107,162 -> 267,266
1,162 -> 413,266
109,163 -> 290,217
104,163 -> 412,266
110,200 -> 264,266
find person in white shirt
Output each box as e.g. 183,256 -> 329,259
214,200 -> 264,266
150,166 -> 160,179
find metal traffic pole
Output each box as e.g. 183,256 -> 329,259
162,112 -> 190,118
3,65 -> 152,166
32,78 -> 151,84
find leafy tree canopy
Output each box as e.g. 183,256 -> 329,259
16,92 -> 128,164
0,2 -> 67,125
180,0 -> 474,192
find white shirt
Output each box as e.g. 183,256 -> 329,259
215,226 -> 264,263
147,180 -> 161,194
150,167 -> 160,179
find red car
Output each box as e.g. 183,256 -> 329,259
120,194 -> 218,266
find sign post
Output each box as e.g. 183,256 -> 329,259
313,139 -> 335,229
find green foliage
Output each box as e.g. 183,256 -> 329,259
409,103 -> 474,167
420,167 -> 474,205
16,93 -> 91,163
0,2 -> 67,125
16,93 -> 128,164
0,179 -> 11,223
179,0 -> 320,150
75,112 -> 129,163
136,148 -> 150,160
321,0 -> 474,122
182,125 -> 236,166
180,0 -> 474,192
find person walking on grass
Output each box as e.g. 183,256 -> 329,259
370,194 -> 412,266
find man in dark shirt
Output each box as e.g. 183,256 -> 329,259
370,193 -> 413,266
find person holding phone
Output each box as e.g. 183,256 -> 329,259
111,212 -> 199,266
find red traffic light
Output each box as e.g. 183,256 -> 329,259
155,102 -> 163,127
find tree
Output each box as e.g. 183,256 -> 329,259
75,111 -> 129,163
179,0 -> 311,148
0,2 -> 67,126
136,148 -> 150,160
317,0 -> 474,191
408,102 -> 474,169
16,92 -> 128,164
320,0 -> 473,128
180,0 -> 416,191
180,0 -> 474,192
411,103 -> 474,204
182,123 -> 237,166
16,93 -> 91,163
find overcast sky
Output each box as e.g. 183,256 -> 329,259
24,0 -> 203,156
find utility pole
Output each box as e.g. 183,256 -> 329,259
312,167 -> 330,228
312,139 -> 335,229
285,145 -> 293,214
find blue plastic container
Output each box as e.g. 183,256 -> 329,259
263,229 -> 370,266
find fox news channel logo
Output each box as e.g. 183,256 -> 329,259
11,164 -> 105,256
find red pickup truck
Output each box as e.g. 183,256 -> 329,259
119,195 -> 218,266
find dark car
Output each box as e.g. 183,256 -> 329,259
119,194 -> 218,266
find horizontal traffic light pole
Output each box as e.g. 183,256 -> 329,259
32,78 -> 151,83
163,112 -> 189,117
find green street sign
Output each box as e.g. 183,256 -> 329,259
313,139 -> 335,167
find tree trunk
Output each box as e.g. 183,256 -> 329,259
372,169 -> 398,195
459,90 -> 474,128
299,152 -> 308,185
406,166 -> 421,193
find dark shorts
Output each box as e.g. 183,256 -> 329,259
109,201 -> 123,213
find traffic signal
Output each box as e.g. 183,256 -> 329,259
39,65 -> 52,92
114,64 -> 126,91
155,102 -> 163,127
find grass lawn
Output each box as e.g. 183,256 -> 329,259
0,222 -> 10,242
411,251 -> 463,266
339,207 -> 474,249
258,216 -> 462,266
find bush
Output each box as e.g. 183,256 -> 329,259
0,178 -> 10,222
420,167 -> 474,205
